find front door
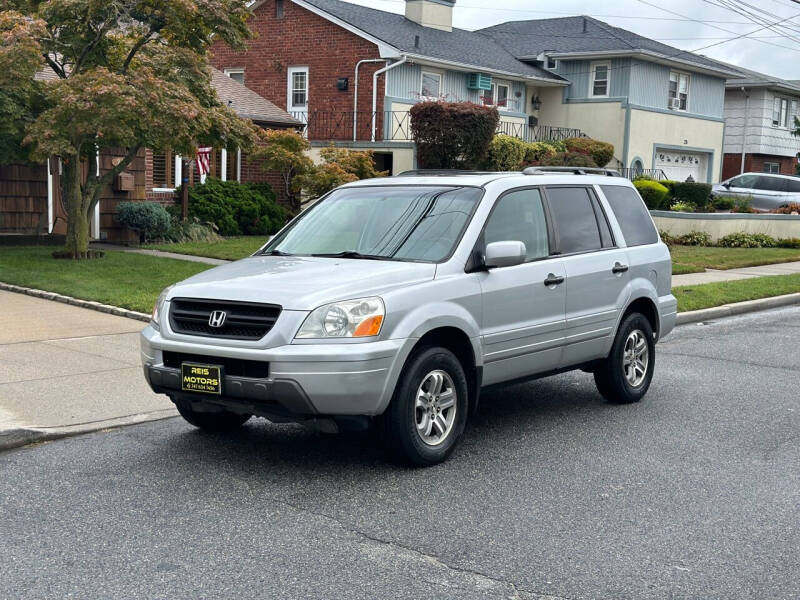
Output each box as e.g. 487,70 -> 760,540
287,66 -> 309,133
477,188 -> 567,385
543,186 -> 630,367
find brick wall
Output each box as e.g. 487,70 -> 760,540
722,153 -> 798,180
209,0 -> 386,140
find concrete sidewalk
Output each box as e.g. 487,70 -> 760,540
0,290 -> 175,449
89,242 -> 228,265
672,260 -> 800,286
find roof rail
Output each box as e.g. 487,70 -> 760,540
396,169 -> 509,176
522,166 -> 623,177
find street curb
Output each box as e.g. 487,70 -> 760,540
0,282 -> 150,323
676,292 -> 800,325
0,409 -> 178,452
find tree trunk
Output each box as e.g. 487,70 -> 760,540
62,156 -> 90,259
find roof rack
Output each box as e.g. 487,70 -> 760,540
522,166 -> 623,177
396,169 -> 509,177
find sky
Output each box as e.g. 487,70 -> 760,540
342,0 -> 800,79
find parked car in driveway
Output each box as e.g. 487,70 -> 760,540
712,172 -> 800,211
141,168 -> 677,465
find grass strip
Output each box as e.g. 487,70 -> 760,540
144,236 -> 267,261
675,273 -> 800,312
669,246 -> 800,275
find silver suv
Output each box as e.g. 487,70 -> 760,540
712,172 -> 800,211
142,168 -> 677,465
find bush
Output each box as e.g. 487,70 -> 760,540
777,237 -> 800,248
564,137 -> 615,167
677,231 -> 712,246
771,202 -> 800,214
295,144 -> 387,199
117,202 -> 171,242
163,217 -> 222,244
633,174 -> 654,182
659,230 -> 678,246
177,178 -> 286,236
522,140 -> 565,164
712,195 -> 736,211
731,195 -> 755,213
671,182 -> 712,207
670,200 -> 697,213
634,179 -> 670,210
484,134 -> 527,171
537,151 -> 597,168
718,232 -> 778,248
410,101 -> 499,169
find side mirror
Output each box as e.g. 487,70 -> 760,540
484,241 -> 526,269
723,182 -> 731,189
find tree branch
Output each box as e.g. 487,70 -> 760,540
121,32 -> 154,75
43,54 -> 66,78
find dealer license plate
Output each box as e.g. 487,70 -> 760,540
181,363 -> 223,395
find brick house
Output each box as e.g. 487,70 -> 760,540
0,67 -> 299,242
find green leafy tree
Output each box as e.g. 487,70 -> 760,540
295,144 -> 387,200
1,0 -> 256,258
252,128 -> 314,214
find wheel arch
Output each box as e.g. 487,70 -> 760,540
621,295 -> 660,339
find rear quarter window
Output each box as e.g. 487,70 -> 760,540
600,185 -> 659,247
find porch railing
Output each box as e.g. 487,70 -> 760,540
290,111 -> 584,145
619,168 -> 669,181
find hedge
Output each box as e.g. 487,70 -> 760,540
117,202 -> 171,242
634,179 -> 670,210
484,135 -> 527,171
671,182 -> 712,207
564,137 -> 615,167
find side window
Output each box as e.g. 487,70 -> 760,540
755,176 -> 788,192
600,185 -> 659,247
545,187 -> 602,254
484,188 -> 549,261
731,174 -> 758,189
788,179 -> 800,193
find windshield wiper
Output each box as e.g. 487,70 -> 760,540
311,251 -> 393,261
262,249 -> 292,256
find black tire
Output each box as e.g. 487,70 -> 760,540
382,346 -> 469,466
594,312 -> 656,405
176,402 -> 251,432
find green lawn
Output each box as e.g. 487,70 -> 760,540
674,273 -> 800,312
144,236 -> 267,261
0,247 -> 212,313
670,246 -> 800,275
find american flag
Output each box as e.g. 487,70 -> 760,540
196,147 -> 212,177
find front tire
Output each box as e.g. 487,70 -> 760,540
383,347 -> 469,466
176,402 -> 251,432
594,313 -> 655,404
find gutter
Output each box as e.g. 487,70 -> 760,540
540,50 -> 741,79
353,59 -> 386,142
372,56 -> 408,142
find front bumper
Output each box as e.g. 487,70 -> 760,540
140,325 -> 410,418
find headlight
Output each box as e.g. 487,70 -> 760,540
151,287 -> 172,330
295,297 -> 385,339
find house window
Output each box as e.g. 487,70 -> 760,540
763,162 -> 781,174
224,68 -> 245,85
421,71 -> 441,99
151,151 -> 173,190
669,72 -> 689,111
276,0 -> 284,18
773,97 -> 789,127
482,82 -> 511,108
590,62 -> 610,97
547,57 -> 558,70
287,67 -> 308,110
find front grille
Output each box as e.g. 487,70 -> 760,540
162,351 -> 270,379
169,298 -> 281,340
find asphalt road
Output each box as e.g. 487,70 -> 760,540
2,307 -> 798,600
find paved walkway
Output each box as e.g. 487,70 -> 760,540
0,290 -> 175,447
672,260 -> 800,286
90,242 -> 227,265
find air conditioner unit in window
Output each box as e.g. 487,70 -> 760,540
669,98 -> 682,110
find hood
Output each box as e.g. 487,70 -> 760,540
166,255 -> 437,310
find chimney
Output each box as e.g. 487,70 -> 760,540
405,0 -> 455,32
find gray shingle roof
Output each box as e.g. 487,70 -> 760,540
480,16 -> 742,77
721,64 -> 800,94
210,68 -> 300,126
292,0 -> 564,82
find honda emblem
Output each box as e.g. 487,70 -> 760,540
208,310 -> 227,328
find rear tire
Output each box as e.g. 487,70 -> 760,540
382,346 -> 468,466
594,313 -> 655,405
176,402 -> 251,432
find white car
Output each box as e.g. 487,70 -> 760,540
713,172 -> 800,211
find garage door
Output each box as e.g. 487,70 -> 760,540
655,149 -> 708,182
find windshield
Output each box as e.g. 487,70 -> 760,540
262,186 -> 482,262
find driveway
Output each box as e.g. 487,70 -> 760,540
0,290 -> 174,435
1,305 -> 798,599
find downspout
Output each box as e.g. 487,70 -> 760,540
372,56 -> 408,142
740,87 -> 750,175
353,59 -> 385,142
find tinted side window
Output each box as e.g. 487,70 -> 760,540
788,179 -> 800,193
484,188 -> 549,261
755,176 -> 788,192
546,187 -> 602,254
731,174 -> 758,189
601,185 -> 659,247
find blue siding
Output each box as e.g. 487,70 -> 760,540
385,63 -> 526,112
628,59 -> 724,118
557,58 -> 630,100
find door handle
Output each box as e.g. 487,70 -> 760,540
612,262 -> 629,274
544,273 -> 565,286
